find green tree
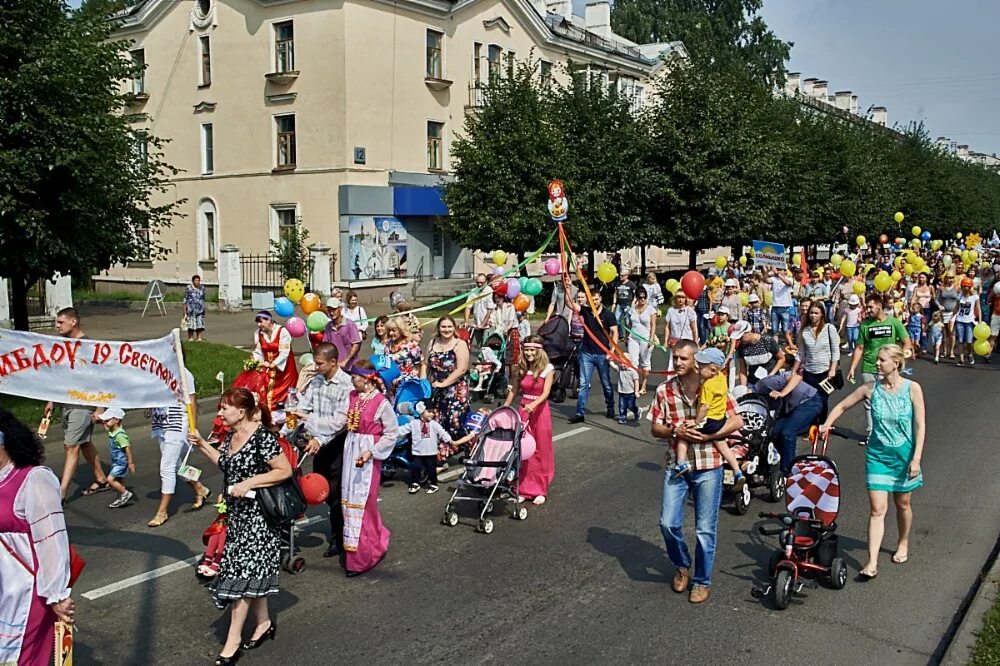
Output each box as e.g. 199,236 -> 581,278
269,225 -> 312,284
0,0 -> 180,329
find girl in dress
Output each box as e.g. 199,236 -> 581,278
503,335 -> 554,505
252,311 -> 299,411
342,360 -> 399,576
370,316 -> 390,359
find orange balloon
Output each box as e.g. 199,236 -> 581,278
300,293 -> 320,315
512,294 -> 530,312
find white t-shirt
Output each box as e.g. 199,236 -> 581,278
666,307 -> 697,340
628,304 -> 655,340
769,276 -> 793,307
471,287 -> 495,327
956,294 -> 978,324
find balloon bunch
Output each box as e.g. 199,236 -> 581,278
274,278 -> 330,340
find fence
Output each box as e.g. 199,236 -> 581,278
239,253 -> 315,299
4,278 -> 50,330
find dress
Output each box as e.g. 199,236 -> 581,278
866,380 -> 923,493
210,427 -> 282,609
517,365 -> 555,500
427,346 -> 470,456
390,339 -> 423,389
184,284 -> 207,331
0,465 -> 70,666
342,391 -> 398,574
254,325 -> 299,411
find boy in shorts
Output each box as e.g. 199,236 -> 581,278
99,408 -> 136,508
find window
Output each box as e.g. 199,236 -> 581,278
134,223 -> 152,261
487,44 -> 502,82
540,60 -> 552,85
200,123 -> 214,174
427,121 -> 444,171
132,135 -> 148,170
473,42 -> 482,84
506,51 -> 516,79
199,35 -> 212,86
198,199 -> 219,261
196,0 -> 211,16
131,49 -> 146,95
426,29 -> 443,79
275,115 -> 296,168
271,206 -> 299,251
274,21 -> 294,73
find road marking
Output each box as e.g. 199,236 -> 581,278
554,426 -> 590,441
81,515 -> 325,601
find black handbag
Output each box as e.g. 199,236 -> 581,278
252,433 -> 307,527
826,325 -> 845,391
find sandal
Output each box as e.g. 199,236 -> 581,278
891,552 -> 909,564
147,512 -> 169,528
81,481 -> 110,496
859,568 -> 878,579
191,486 -> 212,511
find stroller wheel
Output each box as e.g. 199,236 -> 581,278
484,501 -> 495,514
442,511 -> 459,527
768,467 -> 786,503
478,518 -> 495,534
512,506 -> 528,521
773,569 -> 793,610
734,483 -> 751,515
829,557 -> 848,590
281,555 -> 306,574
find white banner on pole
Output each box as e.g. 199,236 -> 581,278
0,329 -> 186,408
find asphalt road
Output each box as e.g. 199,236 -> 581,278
53,355 -> 1000,665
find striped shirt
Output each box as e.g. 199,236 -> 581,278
798,324 -> 841,374
298,368 -> 353,440
647,376 -> 738,470
151,370 -> 196,438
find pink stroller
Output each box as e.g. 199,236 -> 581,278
441,406 -> 531,533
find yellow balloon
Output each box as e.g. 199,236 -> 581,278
596,262 -> 617,284
715,256 -> 728,270
961,250 -> 970,263
664,278 -> 680,295
970,250 -> 979,261
903,264 -> 914,276
856,235 -> 866,247
852,281 -> 866,296
974,339 -> 992,356
874,271 -> 892,293
942,255 -> 953,268
739,255 -> 748,266
739,293 -> 749,307
974,322 -> 992,341
764,291 -> 774,306
283,278 -> 305,304
891,270 -> 902,283
911,226 -> 921,237
911,238 -> 921,249
894,212 -> 905,223
893,256 -> 904,268
492,250 -> 507,266
864,263 -> 875,275
840,259 -> 857,278
830,253 -> 843,267
957,232 -> 964,239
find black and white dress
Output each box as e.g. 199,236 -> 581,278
210,426 -> 281,609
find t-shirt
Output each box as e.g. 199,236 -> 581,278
858,317 -> 909,373
551,284 -> 578,322
737,335 -> 779,373
617,365 -> 639,395
699,372 -> 728,421
151,369 -> 197,438
643,282 -> 664,308
754,371 -> 818,414
666,307 -> 697,341
614,279 -> 638,307
769,276 -> 793,307
628,304 -> 655,341
322,318 -> 363,370
956,294 -> 978,324
580,306 -> 618,355
399,418 -> 452,456
470,286 -> 496,326
843,306 -> 861,328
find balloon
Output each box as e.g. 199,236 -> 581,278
974,322 -> 992,341
974,339 -> 992,357
299,352 -> 314,367
879,234 -> 889,245
492,280 -> 508,297
970,250 -> 980,262
893,256 -> 903,268
852,281 -> 866,296
874,271 -> 892,293
372,356 -> 401,384
895,237 -> 905,246
285,316 -> 306,337
957,232 -> 963,239
596,262 -> 618,284
894,211 -> 905,223
300,292 -> 321,315
491,266 -> 504,277
910,238 -> 921,249
680,271 -> 705,300
518,276 -> 528,289
842,226 -> 849,234
715,256 -> 727,270
664,278 -> 681,295
273,297 -> 294,318
308,331 -> 324,349
306,311 -> 329,333
492,250 -> 507,266
543,258 -> 560,276
512,294 -> 530,312
856,235 -> 866,247
911,226 -> 921,237
840,259 -> 857,278
942,255 -> 953,268
920,231 -> 931,242
505,278 -> 520,299
891,270 -> 902,283
520,430 -> 537,461
994,282 -> 1000,296
300,472 -> 330,505
523,278 -> 543,296
931,239 -> 943,251
764,291 -> 774,306
739,293 -> 749,307
903,264 -> 914,276
830,253 -> 843,267
739,255 -> 748,266
283,278 -> 305,304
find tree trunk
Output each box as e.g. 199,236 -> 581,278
688,248 -> 697,270
586,250 -> 595,282
10,275 -> 29,331
517,252 -> 528,277
640,245 -> 647,277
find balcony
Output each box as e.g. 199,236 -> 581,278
465,82 -> 485,113
424,76 -> 453,92
265,70 -> 299,86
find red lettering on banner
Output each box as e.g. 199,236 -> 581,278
11,348 -> 31,371
118,343 -> 132,365
31,344 -> 51,370
65,341 -> 81,369
139,353 -> 149,370
0,353 -> 15,377
50,343 -> 65,365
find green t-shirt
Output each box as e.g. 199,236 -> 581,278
858,316 -> 909,373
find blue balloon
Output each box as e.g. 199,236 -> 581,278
920,231 -> 931,242
274,297 -> 294,317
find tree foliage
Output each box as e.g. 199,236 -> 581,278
0,0 -> 180,329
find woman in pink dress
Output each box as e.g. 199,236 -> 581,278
504,335 -> 555,505
342,360 -> 399,576
252,310 -> 299,411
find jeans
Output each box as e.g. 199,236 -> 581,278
922,308 -> 933,350
576,350 -> 614,417
659,467 -> 723,587
696,311 -> 710,345
771,394 -> 824,473
618,393 -> 638,419
846,326 -> 859,352
770,306 -> 791,336
155,433 -> 190,494
314,430 -> 348,548
955,321 -> 974,344
862,372 -> 878,438
409,454 -> 438,486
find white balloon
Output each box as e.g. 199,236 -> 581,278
993,282 -> 1000,295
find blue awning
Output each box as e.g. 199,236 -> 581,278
393,186 -> 448,217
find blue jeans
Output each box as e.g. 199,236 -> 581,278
771,394 -> 824,473
846,326 -> 859,352
575,350 -> 614,417
659,467 -> 723,587
696,311 -> 710,345
770,306 -> 791,336
618,393 -> 638,419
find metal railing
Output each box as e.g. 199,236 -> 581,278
410,255 -> 426,298
240,253 -> 314,299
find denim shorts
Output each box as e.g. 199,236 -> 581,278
108,463 -> 129,479
955,321 -> 975,344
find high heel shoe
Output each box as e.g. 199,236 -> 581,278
241,622 -> 277,650
214,648 -> 241,665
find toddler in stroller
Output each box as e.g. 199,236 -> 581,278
469,333 -> 506,401
723,392 -> 786,515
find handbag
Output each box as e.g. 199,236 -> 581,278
826,324 -> 845,391
251,434 -> 306,527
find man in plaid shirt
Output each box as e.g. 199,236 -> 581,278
294,343 -> 353,557
648,340 -> 744,604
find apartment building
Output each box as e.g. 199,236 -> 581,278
103,0 -> 685,293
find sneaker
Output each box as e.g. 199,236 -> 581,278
859,439 -> 867,447
408,483 -> 421,494
934,356 -> 940,364
616,417 -> 627,425
605,411 -> 617,420
956,361 -> 966,367
733,474 -> 746,496
970,358 -> 976,366
568,414 -> 585,424
633,407 -> 643,420
425,485 -> 439,494
109,490 -> 133,508
671,462 -> 690,479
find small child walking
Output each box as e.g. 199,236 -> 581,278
838,294 -> 862,353
929,311 -> 945,363
905,302 -> 925,358
617,363 -> 641,424
98,407 -> 135,508
399,403 -> 451,494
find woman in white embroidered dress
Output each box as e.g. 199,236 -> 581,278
0,410 -> 74,666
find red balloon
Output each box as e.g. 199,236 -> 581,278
308,331 -> 324,351
492,281 -> 508,297
680,271 -> 705,300
830,271 -> 842,280
879,234 -> 889,245
300,472 -> 330,505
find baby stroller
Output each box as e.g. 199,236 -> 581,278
469,331 -> 508,403
537,316 -> 580,403
724,393 -> 786,515
753,428 -> 847,610
441,406 -> 530,533
382,378 -> 433,481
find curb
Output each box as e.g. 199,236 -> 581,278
941,537 -> 1000,664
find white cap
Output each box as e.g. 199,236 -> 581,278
724,278 -> 738,288
716,306 -> 730,315
325,297 -> 344,309
748,293 -> 760,303
848,294 -> 861,305
729,320 -> 752,340
98,407 -> 126,422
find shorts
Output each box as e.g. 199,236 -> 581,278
990,314 -> 1000,337
62,408 -> 95,446
108,462 -> 130,479
930,328 -> 943,347
699,416 -> 726,435
955,321 -> 975,344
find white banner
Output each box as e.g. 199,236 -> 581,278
0,329 -> 186,408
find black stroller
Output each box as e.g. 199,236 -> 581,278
537,316 -> 580,403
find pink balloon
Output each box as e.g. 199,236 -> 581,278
520,430 -> 536,460
506,278 -> 521,299
544,258 -> 561,276
491,266 -> 504,276
285,316 -> 306,338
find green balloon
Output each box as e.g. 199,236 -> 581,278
523,278 -> 543,297
306,311 -> 329,333
299,353 -> 314,366
518,276 -> 529,289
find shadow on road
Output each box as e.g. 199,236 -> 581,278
586,526 -> 672,584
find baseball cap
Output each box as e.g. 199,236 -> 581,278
848,294 -> 860,305
724,278 -> 738,288
961,277 -> 974,289
708,268 -> 718,276
716,306 -> 730,316
98,407 -> 126,422
694,347 -> 726,367
325,297 -> 344,309
748,293 -> 760,303
729,320 -> 752,340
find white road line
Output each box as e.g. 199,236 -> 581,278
554,426 -> 590,441
81,515 -> 325,601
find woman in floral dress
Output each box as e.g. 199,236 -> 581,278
385,319 -> 423,397
421,316 -> 470,462
184,274 -> 207,341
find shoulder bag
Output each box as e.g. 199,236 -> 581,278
252,433 -> 306,527
826,324 -> 845,391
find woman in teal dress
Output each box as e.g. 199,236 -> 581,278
821,343 -> 926,579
